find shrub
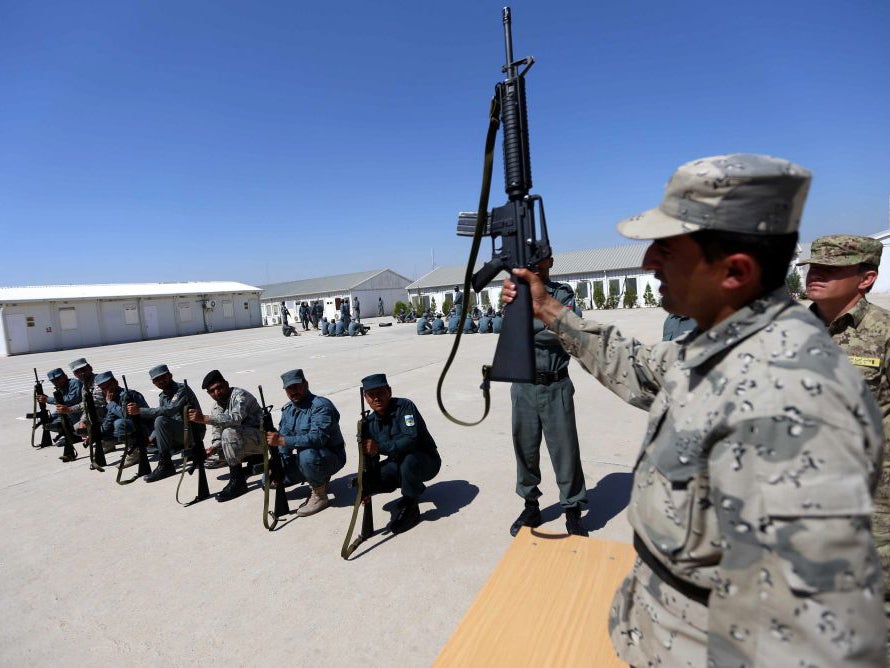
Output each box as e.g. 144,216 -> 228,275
593,283 -> 606,309
643,284 -> 657,307
430,297 -> 437,313
605,294 -> 620,309
623,289 -> 638,309
786,271 -> 803,300
481,291 -> 491,307
442,295 -> 453,314
393,300 -> 408,316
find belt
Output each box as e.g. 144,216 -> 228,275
534,368 -> 568,385
633,533 -> 710,607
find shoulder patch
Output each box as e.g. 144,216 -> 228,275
849,355 -> 881,369
404,414 -> 415,427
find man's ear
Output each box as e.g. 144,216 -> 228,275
721,253 -> 760,291
859,269 -> 878,292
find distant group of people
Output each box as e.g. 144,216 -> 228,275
34,358 -> 440,534
415,298 -> 504,336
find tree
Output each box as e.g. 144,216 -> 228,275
605,294 -> 620,309
643,284 -> 657,307
593,283 -> 606,309
442,295 -> 453,314
393,300 -> 408,316
623,289 -> 638,309
481,291 -> 491,307
786,270 -> 803,300
430,297 -> 437,313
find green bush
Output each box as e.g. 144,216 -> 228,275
593,283 -> 606,309
442,295 -> 453,314
623,289 -> 638,309
481,291 -> 491,307
605,294 -> 620,310
643,284 -> 657,307
393,300 -> 408,316
430,297 -> 437,313
786,271 -> 803,300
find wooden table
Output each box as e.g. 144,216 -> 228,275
436,529 -> 635,667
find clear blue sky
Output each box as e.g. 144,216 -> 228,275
2,0 -> 888,286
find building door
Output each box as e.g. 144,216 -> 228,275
6,313 -> 29,354
144,305 -> 160,338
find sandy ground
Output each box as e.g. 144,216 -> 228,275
5,296 -> 881,666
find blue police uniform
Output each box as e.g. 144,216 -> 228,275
462,315 -> 476,333
140,380 -> 205,461
103,386 -> 149,440
416,317 -> 431,335
431,317 -> 445,334
277,393 -> 347,487
491,314 -> 503,333
478,315 -> 491,333
46,377 -> 84,433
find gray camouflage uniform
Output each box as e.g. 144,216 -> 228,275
551,288 -> 886,666
208,387 -> 264,466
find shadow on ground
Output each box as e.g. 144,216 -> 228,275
538,471 -> 633,532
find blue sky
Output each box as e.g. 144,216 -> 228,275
2,0 -> 888,286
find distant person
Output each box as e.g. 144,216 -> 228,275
491,310 -> 503,333
265,369 -> 346,517
447,309 -> 460,334
354,296 -> 361,323
431,314 -> 445,334
300,302 -> 311,331
462,314 -> 477,334
340,298 -> 351,326
190,370 -> 265,502
360,374 -> 441,534
416,315 -> 432,335
661,313 -> 696,341
453,286 -> 463,312
477,311 -> 491,333
280,301 -> 291,326
378,297 -> 384,317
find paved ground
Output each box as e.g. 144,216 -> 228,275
6,297 -> 876,666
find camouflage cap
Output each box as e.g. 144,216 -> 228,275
617,154 -> 812,240
797,234 -> 883,267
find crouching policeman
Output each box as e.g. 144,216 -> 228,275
360,373 -> 441,534
265,369 -> 347,517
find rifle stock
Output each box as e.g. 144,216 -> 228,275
176,380 -> 211,505
116,375 -> 152,485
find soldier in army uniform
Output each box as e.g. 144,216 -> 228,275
126,364 -> 206,482
503,154 -> 886,666
189,370 -> 265,502
361,374 -> 441,534
508,256 -> 587,538
265,369 -> 346,517
799,234 -> 890,658
69,358 -> 116,454
35,368 -> 83,440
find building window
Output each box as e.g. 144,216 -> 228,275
625,278 -> 637,294
59,307 -> 78,331
222,300 -> 234,318
123,304 -> 139,325
178,303 -> 193,323
609,279 -> 620,296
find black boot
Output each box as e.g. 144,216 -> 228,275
216,464 -> 248,502
510,499 -> 542,537
564,506 -> 588,537
143,457 -> 176,483
390,497 -> 421,534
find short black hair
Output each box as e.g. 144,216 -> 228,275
689,230 -> 799,292
201,369 -> 226,390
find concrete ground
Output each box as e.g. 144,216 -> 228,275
5,297 -> 876,666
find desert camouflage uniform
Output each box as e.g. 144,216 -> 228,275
551,287 -> 886,666
814,296 -> 890,651
208,387 -> 264,466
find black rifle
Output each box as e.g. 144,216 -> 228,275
83,384 -> 106,471
341,389 -> 380,559
176,380 -> 211,506
439,7 -> 550,425
115,376 -> 152,485
259,385 -> 290,530
54,385 -> 78,462
29,368 -> 54,449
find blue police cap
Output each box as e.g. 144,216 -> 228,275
149,364 -> 170,380
361,374 -> 388,391
95,371 -> 115,386
69,358 -> 89,371
47,368 -> 65,381
281,369 -> 306,388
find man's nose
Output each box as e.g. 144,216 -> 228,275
642,243 -> 661,271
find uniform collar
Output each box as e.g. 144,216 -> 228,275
809,295 -> 869,331
679,287 -> 796,371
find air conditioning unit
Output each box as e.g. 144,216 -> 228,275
203,300 -> 216,310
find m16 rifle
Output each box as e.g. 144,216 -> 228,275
341,389 -> 380,559
176,380 -> 211,506
259,385 -> 290,530
115,375 -> 152,485
83,384 -> 106,472
29,368 -> 54,449
438,6 -> 550,426
54,385 -> 78,462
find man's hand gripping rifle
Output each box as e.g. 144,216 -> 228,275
438,6 -> 551,426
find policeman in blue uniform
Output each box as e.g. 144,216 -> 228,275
477,311 -> 491,333
491,311 -> 503,333
447,309 -> 460,334
340,298 -> 351,326
509,257 -> 587,537
431,314 -> 445,334
416,315 -> 432,335
96,371 -> 149,443
360,373 -> 441,534
266,369 -> 346,516
36,368 -> 83,438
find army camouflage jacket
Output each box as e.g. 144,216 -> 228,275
208,387 -> 262,446
551,287 -> 886,666
80,375 -> 107,426
814,296 -> 890,597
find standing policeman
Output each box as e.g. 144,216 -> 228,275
508,256 -> 587,537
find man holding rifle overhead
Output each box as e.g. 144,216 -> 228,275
502,154 -> 886,666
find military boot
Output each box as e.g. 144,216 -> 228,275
295,480 -> 330,517
564,506 -> 588,537
143,456 -> 176,483
216,465 -> 248,502
390,497 -> 421,534
509,499 -> 542,537
122,448 -> 141,468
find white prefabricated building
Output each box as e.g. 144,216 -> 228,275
0,282 -> 263,356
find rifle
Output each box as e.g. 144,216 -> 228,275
259,385 -> 290,530
54,385 -> 78,462
83,382 -> 106,471
341,388 -> 380,559
439,6 -> 549,425
176,380 -> 211,506
115,376 -> 152,484
29,368 -> 54,449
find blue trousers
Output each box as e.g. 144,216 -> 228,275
280,447 -> 346,488
377,450 -> 441,500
